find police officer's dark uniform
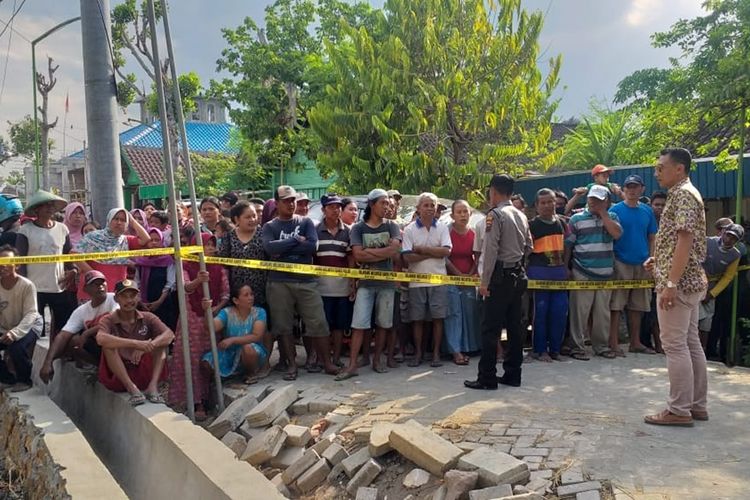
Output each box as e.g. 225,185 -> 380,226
465,174 -> 532,390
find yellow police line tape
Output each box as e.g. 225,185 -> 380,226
0,246 -> 204,265
1,247 -> 746,290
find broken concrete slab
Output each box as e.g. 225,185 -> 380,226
310,398 -> 340,414
526,477 -> 552,493
346,459 -> 383,495
322,442 -> 349,466
270,473 -> 291,498
495,493 -> 544,500
237,421 -> 265,441
354,426 -> 373,443
389,420 -> 464,476
272,410 -> 290,428
296,457 -> 331,493
403,468 -> 431,488
355,486 -> 379,500
309,435 -> 335,455
282,448 -> 321,485
444,469 -> 479,500
556,481 -> 602,497
458,447 -> 530,487
369,422 -> 394,457
468,484 -> 512,500
220,431 -> 246,457
576,490 -> 601,500
529,470 -> 552,481
284,424 -> 312,447
327,463 -> 346,484
322,412 -> 352,439
561,470 -> 584,484
342,447 -> 371,478
244,384 -> 298,427
208,393 -> 258,438
240,425 -> 287,466
270,446 -> 305,469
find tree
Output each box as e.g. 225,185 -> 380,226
558,103 -> 636,169
0,136 -> 11,165
37,56 -> 60,190
187,146 -> 270,197
8,116 -> 53,159
210,0 -> 378,176
307,0 -> 561,202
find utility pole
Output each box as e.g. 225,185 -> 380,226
80,0 -> 123,222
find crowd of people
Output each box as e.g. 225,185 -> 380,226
0,146 -> 744,426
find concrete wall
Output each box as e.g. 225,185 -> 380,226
32,343 -> 284,500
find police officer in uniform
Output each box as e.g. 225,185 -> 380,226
465,174 -> 532,390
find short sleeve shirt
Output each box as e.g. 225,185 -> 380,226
315,220 -> 351,297
402,219 -> 452,288
98,309 -> 168,341
610,201 -> 657,265
17,221 -> 69,293
62,293 -> 119,334
350,220 -> 401,288
654,178 -> 707,293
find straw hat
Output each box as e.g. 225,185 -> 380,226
24,190 -> 68,216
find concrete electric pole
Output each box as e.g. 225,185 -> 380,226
80,0 -> 124,222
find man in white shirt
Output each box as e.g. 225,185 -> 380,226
0,245 -> 43,392
402,192 -> 452,367
39,271 -> 119,383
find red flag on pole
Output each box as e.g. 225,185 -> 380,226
65,92 -> 69,113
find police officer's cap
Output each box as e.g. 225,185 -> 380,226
488,174 -> 515,191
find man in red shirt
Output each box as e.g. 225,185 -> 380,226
97,279 -> 174,406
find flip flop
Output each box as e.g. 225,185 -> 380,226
597,351 -> 617,359
243,376 -> 259,385
144,392 -> 165,404
430,360 -> 443,368
282,371 -> 298,381
570,352 -> 590,361
407,359 -> 422,368
453,357 -> 469,366
334,371 -> 358,381
630,346 -> 657,354
613,348 -> 627,358
129,392 -> 146,406
372,365 -> 389,374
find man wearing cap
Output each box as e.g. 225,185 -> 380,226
16,190 -> 78,339
644,147 -> 708,427
337,188 -> 402,380
295,192 -> 311,217
262,185 -> 338,380
0,245 -> 43,392
0,194 -> 24,247
96,279 -> 173,406
608,174 -> 658,356
315,194 -> 354,367
39,271 -> 119,383
565,164 -> 622,215
700,223 -> 742,358
465,174 -> 532,390
564,184 -> 623,360
402,192 -> 452,368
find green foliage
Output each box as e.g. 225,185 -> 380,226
7,116 -> 53,158
186,146 -> 270,197
146,72 -> 202,116
307,0 -> 560,203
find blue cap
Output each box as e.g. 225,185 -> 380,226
320,194 -> 343,206
624,174 -> 645,186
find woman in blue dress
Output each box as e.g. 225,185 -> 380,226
201,283 -> 270,384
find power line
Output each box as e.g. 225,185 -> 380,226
0,0 -> 27,41
0,15 -> 30,42
0,0 -> 16,106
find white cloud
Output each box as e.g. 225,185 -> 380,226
626,0 -> 663,27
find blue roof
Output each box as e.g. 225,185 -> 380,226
515,155 -> 750,203
67,121 -> 238,159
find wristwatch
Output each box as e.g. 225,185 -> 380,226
666,280 -> 677,289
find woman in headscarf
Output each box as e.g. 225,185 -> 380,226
260,199 -> 277,226
74,208 -> 150,301
134,227 -> 177,329
63,202 -> 86,249
168,232 -> 229,421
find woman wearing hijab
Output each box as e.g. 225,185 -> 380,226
74,208 -> 150,301
63,202 -> 86,249
168,232 -> 229,420
134,227 -> 177,329
260,199 -> 277,226
129,209 -> 150,236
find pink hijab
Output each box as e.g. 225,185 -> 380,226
63,202 -> 86,248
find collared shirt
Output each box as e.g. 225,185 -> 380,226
481,200 -> 532,287
565,209 -> 621,279
98,309 -> 170,361
402,217 -> 452,288
654,177 -> 707,293
315,219 -> 352,297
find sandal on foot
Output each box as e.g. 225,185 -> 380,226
144,392 -> 165,404
282,371 -> 298,381
243,376 -> 259,385
334,371 -> 358,381
372,365 -> 389,374
630,345 -> 657,354
597,351 -> 617,359
570,352 -> 590,361
453,357 -> 469,366
430,360 -> 443,368
129,392 -> 146,406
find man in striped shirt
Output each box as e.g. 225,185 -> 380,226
564,184 -> 623,360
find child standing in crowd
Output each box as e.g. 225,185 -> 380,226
134,228 -> 177,330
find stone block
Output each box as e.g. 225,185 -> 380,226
342,447 -> 371,478
456,441 -> 483,452
240,425 -> 287,466
289,399 -> 311,415
310,398 -> 340,413
561,470 -> 584,484
309,435 -> 335,455
514,436 -> 537,448
576,491 -> 601,500
458,447 -> 529,487
354,426 -> 373,442
272,410 -> 290,428
495,494 -> 543,500
244,384 -> 298,427
444,469 -> 478,500
346,459 -> 383,495
220,431 -> 246,457
322,442 -> 349,466
526,477 -> 552,493
222,386 -> 246,406
284,424 -> 312,447
468,484 -> 512,500
529,470 -> 552,481
270,446 -> 305,469
237,421 -> 264,441
388,420 -> 463,476
282,448 -> 320,485
208,392 -> 258,438
296,457 -> 331,493
505,428 -> 541,436
270,473 -> 291,498
327,463 -> 346,484
403,468 -> 431,488
369,422 -> 394,457
355,487 -> 379,500
510,447 -> 549,457
556,481 -> 602,497
432,485 -> 448,500
322,412 -> 352,439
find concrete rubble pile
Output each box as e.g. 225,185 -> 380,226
209,384 -> 605,499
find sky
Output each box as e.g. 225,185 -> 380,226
0,0 -> 706,164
